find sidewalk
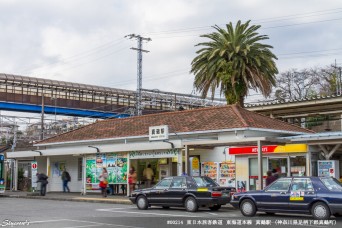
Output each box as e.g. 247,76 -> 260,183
0,191 -> 234,208
0,191 -> 132,204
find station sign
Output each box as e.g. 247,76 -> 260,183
149,125 -> 169,141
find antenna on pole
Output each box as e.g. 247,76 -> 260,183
125,34 -> 152,116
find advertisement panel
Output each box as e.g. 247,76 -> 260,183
86,153 -> 127,190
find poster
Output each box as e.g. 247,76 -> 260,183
86,153 -> 127,190
237,180 -> 246,192
219,162 -> 236,187
201,162 -> 218,182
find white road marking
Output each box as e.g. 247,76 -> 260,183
96,209 -> 201,217
65,219 -> 144,228
206,212 -> 218,216
29,219 -> 69,224
31,219 -> 143,228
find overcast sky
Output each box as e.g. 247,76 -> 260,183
1,0 -> 342,104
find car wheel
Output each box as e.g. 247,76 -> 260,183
136,196 -> 148,210
209,205 -> 221,211
311,202 -> 330,220
162,206 -> 170,209
185,197 -> 198,212
240,199 -> 256,217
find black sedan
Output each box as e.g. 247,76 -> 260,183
231,176 -> 342,219
129,176 -> 236,212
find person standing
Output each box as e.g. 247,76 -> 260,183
128,167 -> 137,195
61,168 -> 71,193
265,170 -> 276,187
99,168 -> 108,197
143,164 -> 154,188
36,173 -> 48,196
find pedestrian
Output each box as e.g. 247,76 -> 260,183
272,168 -> 279,179
61,168 -> 71,193
128,167 -> 137,195
266,170 -> 276,186
36,173 -> 48,196
143,164 -> 154,188
99,167 -> 108,197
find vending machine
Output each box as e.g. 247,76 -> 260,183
317,160 -> 340,179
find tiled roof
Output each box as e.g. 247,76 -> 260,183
38,104 -> 313,145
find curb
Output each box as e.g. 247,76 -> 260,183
0,194 -> 133,205
0,194 -> 235,208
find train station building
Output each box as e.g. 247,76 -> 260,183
6,104 -> 331,195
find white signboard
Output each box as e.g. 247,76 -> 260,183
149,125 -> 169,141
31,161 -> 38,188
129,149 -> 179,159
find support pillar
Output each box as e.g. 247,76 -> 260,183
82,155 -> 86,195
257,140 -> 263,190
185,145 -> 189,175
46,157 -> 50,192
177,149 -> 182,176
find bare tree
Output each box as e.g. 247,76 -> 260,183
273,65 -> 342,102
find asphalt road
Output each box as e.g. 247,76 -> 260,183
0,198 -> 340,228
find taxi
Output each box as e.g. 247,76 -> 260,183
230,176 -> 342,219
129,176 -> 235,212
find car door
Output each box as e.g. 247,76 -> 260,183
166,177 -> 187,206
258,178 -> 292,211
148,177 -> 172,204
289,178 -> 316,212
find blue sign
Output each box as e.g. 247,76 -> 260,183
0,155 -> 4,161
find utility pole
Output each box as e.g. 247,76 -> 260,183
125,34 -> 151,116
40,94 -> 44,140
332,60 -> 342,95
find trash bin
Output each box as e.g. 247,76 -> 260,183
36,182 -> 41,195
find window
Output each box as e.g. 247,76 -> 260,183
267,178 -> 292,192
78,158 -> 82,181
321,177 -> 342,191
291,178 -> 314,191
193,177 -> 219,187
170,177 -> 186,189
155,178 -> 172,189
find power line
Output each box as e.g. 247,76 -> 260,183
19,38 -> 126,74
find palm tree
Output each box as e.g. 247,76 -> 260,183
190,20 -> 278,106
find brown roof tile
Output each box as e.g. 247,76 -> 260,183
38,104 -> 313,145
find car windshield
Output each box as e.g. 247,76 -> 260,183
320,177 -> 342,191
193,177 -> 219,187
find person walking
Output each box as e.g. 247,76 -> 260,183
36,173 -> 48,196
143,164 -> 154,188
99,168 -> 108,197
128,167 -> 137,195
61,168 -> 71,193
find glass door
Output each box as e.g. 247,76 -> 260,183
249,157 -> 268,191
290,156 -> 306,176
268,157 -> 288,177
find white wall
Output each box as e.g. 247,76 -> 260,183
48,155 -> 82,192
189,146 -> 235,163
235,156 -> 249,190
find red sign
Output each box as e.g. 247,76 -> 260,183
32,163 -> 37,169
229,145 -> 278,155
